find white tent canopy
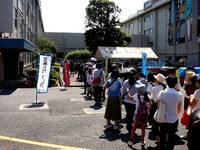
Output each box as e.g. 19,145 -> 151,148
95,46 -> 158,60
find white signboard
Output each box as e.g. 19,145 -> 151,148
36,55 -> 52,93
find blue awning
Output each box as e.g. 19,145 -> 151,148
0,38 -> 36,52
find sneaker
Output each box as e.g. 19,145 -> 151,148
104,124 -> 113,129
127,140 -> 133,146
140,140 -> 146,146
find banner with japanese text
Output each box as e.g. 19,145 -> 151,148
36,55 -> 52,93
63,60 -> 70,86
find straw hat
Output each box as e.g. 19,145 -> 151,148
154,73 -> 166,83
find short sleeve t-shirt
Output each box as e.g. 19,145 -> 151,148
192,89 -> 200,112
158,88 -> 182,123
105,78 -> 122,97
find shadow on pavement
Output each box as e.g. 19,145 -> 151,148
24,102 -> 45,108
99,129 -> 121,141
174,134 -> 186,145
0,88 -> 17,95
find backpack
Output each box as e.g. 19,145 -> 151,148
135,94 -> 149,123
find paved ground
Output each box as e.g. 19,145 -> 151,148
0,75 -> 188,150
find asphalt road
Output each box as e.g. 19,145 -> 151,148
0,80 -> 188,150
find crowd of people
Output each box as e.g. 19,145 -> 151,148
71,62 -> 200,150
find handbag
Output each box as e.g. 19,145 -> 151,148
154,92 -> 166,123
181,106 -> 192,126
91,71 -> 102,84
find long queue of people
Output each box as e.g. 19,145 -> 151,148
82,63 -> 200,150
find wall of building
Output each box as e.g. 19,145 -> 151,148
0,0 -> 13,33
122,0 -> 200,66
44,32 -> 86,58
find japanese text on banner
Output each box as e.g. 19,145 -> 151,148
36,55 -> 52,93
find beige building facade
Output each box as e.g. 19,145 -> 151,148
122,0 -> 200,66
44,32 -> 86,59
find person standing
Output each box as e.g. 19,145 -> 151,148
183,71 -> 197,110
149,73 -> 166,143
158,76 -> 182,150
86,67 -> 94,99
93,63 -> 105,107
127,83 -> 150,146
147,72 -> 157,127
103,70 -> 122,130
83,65 -> 88,94
122,69 -> 141,133
190,74 -> 200,113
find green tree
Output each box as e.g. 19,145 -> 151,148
34,37 -> 58,64
85,0 -> 132,54
65,50 -> 91,60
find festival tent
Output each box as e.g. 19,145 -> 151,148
95,46 -> 158,60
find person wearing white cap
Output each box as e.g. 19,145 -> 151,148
149,73 -> 166,143
127,83 -> 150,146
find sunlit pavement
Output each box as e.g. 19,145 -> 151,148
0,75 -> 188,150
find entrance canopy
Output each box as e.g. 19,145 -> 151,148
95,46 -> 158,60
0,38 -> 36,52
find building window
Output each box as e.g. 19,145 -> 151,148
149,42 -> 153,47
19,0 -> 23,12
144,28 -> 153,35
18,15 -> 24,38
144,1 -> 152,9
144,14 -> 153,22
14,7 -> 18,28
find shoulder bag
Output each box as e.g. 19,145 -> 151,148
120,83 -> 134,104
154,91 -> 166,123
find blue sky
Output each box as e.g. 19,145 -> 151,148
41,0 -> 147,33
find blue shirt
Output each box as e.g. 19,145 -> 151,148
105,78 -> 122,97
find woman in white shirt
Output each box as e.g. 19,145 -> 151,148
122,69 -> 141,133
149,73 -> 166,140
158,76 -> 182,150
86,68 -> 94,99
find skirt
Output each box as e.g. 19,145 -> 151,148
104,96 -> 121,121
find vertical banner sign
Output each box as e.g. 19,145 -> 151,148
36,55 -> 52,93
63,60 -> 70,86
186,0 -> 193,43
142,53 -> 147,78
171,0 -> 175,23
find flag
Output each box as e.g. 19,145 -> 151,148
63,60 -> 70,86
142,53 -> 147,78
36,54 -> 52,93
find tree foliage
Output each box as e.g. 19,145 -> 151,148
34,37 -> 58,64
85,0 -> 132,54
65,50 -> 91,60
